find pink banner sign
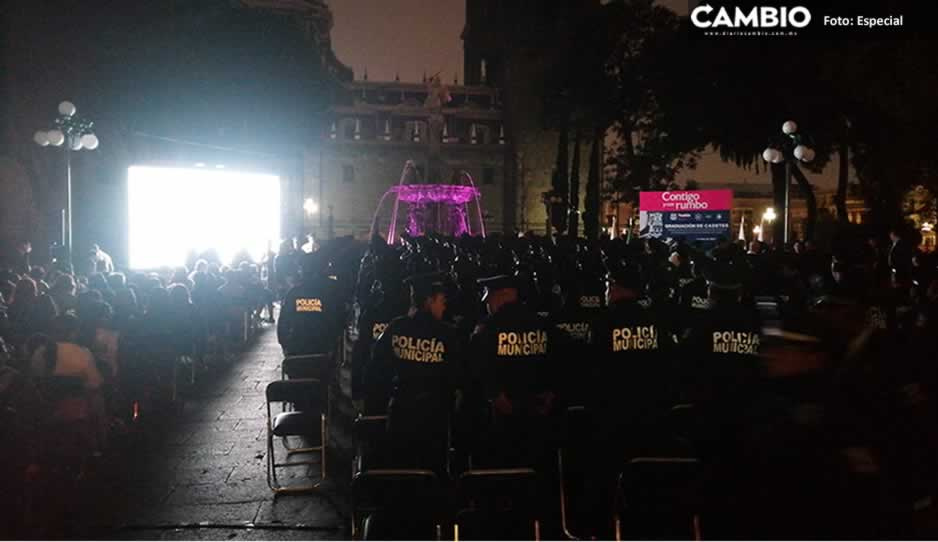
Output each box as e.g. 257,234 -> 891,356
639,190 -> 733,212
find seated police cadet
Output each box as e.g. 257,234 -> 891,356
467,273 -> 560,467
585,258 -> 673,539
366,271 -> 462,472
351,278 -> 408,413
277,252 -> 343,357
679,258 -> 763,407
551,270 -> 605,406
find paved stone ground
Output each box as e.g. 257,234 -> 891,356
75,323 -> 352,540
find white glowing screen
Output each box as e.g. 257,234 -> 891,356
128,166 -> 280,269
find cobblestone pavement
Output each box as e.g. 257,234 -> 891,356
80,324 -> 351,540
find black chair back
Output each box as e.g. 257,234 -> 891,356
617,457 -> 702,540
265,378 -> 322,406
282,353 -> 332,381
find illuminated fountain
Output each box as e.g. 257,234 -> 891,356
370,160 -> 486,244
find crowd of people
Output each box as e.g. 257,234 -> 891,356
3,223 -> 938,537
277,224 -> 938,538
0,242 -> 279,536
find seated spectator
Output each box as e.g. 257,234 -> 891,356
7,278 -> 58,346
106,272 -> 126,292
167,284 -> 201,359
88,273 -> 115,305
49,274 -> 78,315
171,267 -> 193,291
112,286 -> 139,334
0,336 -> 41,538
79,301 -> 120,381
188,260 -> 208,284
29,315 -> 103,392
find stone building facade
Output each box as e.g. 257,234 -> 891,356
313,79 -> 509,239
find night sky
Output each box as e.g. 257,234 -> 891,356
330,0 -> 689,84
329,0 -> 838,189
331,0 -> 466,83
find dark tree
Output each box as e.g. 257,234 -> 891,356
583,128 -> 603,240
568,129 -> 582,237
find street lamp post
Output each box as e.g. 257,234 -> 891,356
762,120 -> 814,245
34,101 -> 98,264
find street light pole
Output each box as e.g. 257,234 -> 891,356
784,158 -> 791,245
35,101 -> 98,267
66,144 -> 73,257
763,120 -> 814,248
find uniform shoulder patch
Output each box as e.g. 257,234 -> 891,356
296,298 -> 323,312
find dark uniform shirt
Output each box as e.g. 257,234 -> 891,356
677,277 -> 711,334
469,301 -> 558,403
551,297 -> 603,406
680,301 -> 763,402
367,310 -> 462,471
467,301 -> 561,468
277,276 -> 343,356
353,297 -> 407,408
590,298 -> 673,416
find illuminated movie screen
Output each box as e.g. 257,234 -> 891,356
127,165 -> 280,269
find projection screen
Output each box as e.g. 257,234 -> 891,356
127,165 -> 280,269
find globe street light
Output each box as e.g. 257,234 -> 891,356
762,120 -> 814,244
304,198 -> 320,216
34,101 -> 98,264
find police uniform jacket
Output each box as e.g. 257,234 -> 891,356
351,296 -> 407,403
551,296 -> 603,405
677,277 -> 711,333
468,302 -> 558,403
590,298 -> 673,415
680,301 -> 763,400
368,310 -> 462,415
277,276 -> 343,355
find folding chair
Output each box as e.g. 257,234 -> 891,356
265,379 -> 327,493
351,469 -> 444,540
280,354 -> 333,425
353,414 -> 390,477
455,468 -> 542,541
614,457 -> 702,541
558,405 -> 590,540
281,353 -> 333,381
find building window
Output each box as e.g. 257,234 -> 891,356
342,164 -> 355,183
343,120 -> 355,139
483,167 -> 495,185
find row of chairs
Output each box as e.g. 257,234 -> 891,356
350,405 -> 704,540
264,353 -> 332,493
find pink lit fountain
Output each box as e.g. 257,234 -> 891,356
370,160 -> 486,244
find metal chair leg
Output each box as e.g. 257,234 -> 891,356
558,448 -> 580,540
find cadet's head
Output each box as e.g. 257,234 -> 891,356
478,275 -> 519,315
406,272 -> 448,321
